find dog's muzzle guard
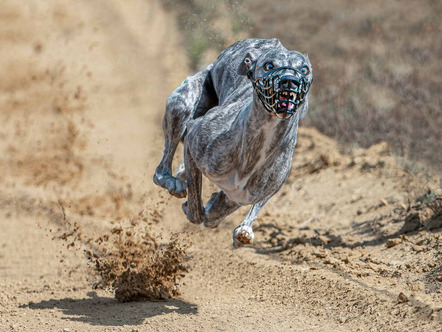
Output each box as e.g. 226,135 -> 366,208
247,66 -> 312,119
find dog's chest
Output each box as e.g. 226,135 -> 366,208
205,171 -> 251,204
204,125 -> 289,205
203,118 -> 291,204
205,153 -> 290,205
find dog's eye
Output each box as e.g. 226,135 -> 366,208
264,63 -> 273,71
300,66 -> 309,75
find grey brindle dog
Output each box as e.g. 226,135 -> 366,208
153,38 -> 312,247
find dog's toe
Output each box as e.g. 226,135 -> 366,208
166,177 -> 187,198
154,170 -> 187,198
237,230 -> 253,244
174,178 -> 187,198
182,201 -> 205,224
233,225 -> 254,248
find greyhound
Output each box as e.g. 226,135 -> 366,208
153,38 -> 312,247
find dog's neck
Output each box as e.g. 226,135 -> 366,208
243,95 -> 300,142
235,94 -> 301,171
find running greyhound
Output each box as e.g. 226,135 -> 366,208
153,38 -> 313,247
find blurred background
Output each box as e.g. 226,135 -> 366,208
164,0 -> 442,174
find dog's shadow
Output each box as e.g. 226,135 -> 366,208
252,211 -> 441,255
20,291 -> 197,326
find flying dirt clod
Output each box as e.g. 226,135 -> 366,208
56,204 -> 190,302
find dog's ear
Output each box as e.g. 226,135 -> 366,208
304,53 -> 311,65
237,52 -> 256,76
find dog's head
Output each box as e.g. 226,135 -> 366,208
238,48 -> 312,119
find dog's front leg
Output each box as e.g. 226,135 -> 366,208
182,145 -> 205,224
233,196 -> 271,248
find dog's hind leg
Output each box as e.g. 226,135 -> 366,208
181,145 -> 206,224
153,65 -> 217,198
232,196 -> 271,248
203,191 -> 240,228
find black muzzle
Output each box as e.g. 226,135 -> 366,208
247,66 -> 312,119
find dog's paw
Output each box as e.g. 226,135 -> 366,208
153,169 -> 167,187
166,177 -> 187,198
154,170 -> 187,198
232,225 -> 254,248
182,201 -> 204,225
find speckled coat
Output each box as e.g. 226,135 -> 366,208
153,38 -> 312,247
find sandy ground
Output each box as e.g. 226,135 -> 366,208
0,1 -> 440,331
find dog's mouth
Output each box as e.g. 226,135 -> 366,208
277,91 -> 296,112
248,66 -> 312,119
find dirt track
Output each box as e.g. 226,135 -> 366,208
0,1 -> 440,331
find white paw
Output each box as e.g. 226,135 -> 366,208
233,225 -> 254,248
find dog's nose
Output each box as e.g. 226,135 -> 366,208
280,78 -> 299,91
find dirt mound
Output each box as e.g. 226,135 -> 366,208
248,128 -> 442,327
